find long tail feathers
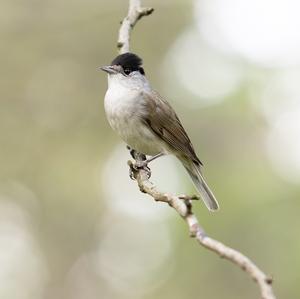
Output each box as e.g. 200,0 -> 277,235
183,160 -> 219,211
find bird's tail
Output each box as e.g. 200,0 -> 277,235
182,159 -> 219,211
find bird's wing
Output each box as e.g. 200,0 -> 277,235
141,90 -> 202,165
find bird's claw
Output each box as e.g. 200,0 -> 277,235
128,160 -> 151,180
127,146 -> 151,179
135,159 -> 148,169
139,165 -> 151,179
129,165 -> 136,180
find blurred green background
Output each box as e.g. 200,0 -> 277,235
1,0 -> 299,298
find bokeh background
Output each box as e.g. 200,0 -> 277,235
1,0 -> 299,298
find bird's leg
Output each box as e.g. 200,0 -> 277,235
126,146 -> 165,179
145,152 -> 165,164
133,153 -> 165,180
135,153 -> 165,169
127,146 -> 150,179
127,146 -> 164,166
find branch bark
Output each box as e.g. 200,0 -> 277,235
117,1 -> 277,299
117,0 -> 153,54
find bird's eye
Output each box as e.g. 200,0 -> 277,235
123,68 -> 131,75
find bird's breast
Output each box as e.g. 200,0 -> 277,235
104,86 -> 141,128
104,86 -> 163,155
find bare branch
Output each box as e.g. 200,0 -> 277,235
116,1 -> 277,299
128,158 -> 276,299
117,0 -> 154,54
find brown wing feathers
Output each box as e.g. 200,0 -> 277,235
142,91 -> 202,166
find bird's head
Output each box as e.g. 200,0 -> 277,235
100,52 -> 145,77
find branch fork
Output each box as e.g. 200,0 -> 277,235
118,0 -> 154,54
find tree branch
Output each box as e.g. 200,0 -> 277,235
117,1 -> 277,299
128,158 -> 276,299
117,0 -> 154,54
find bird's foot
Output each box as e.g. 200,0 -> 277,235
128,160 -> 151,180
126,146 -> 147,161
126,146 -> 151,179
135,159 -> 149,169
133,159 -> 151,179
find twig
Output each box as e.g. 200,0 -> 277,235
128,157 -> 276,299
117,0 -> 154,54
117,1 -> 277,299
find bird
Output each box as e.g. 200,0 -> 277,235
100,52 -> 219,211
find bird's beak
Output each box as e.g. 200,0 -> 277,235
99,65 -> 117,74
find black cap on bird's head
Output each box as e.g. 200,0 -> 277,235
100,53 -> 145,76
111,53 -> 143,71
